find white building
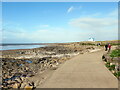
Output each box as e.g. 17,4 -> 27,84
88,38 -> 95,42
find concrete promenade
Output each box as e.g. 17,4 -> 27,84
39,50 -> 118,88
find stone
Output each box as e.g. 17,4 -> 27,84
24,85 -> 33,90
20,77 -> 25,81
12,83 -> 20,88
111,70 -> 115,73
110,63 -> 113,66
51,64 -> 58,70
15,77 -> 22,83
20,82 -> 27,88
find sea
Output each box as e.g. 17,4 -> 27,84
0,45 -> 47,50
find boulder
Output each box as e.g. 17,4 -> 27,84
20,82 -> 27,88
24,84 -> 33,90
12,82 -> 20,88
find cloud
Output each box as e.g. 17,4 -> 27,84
68,10 -> 118,41
2,8 -> 118,43
67,6 -> 82,14
67,6 -> 74,13
2,27 -> 80,43
69,17 -> 117,30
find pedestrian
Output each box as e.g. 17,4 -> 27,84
97,43 -> 100,46
105,44 -> 108,51
98,43 -> 101,46
108,44 -> 111,52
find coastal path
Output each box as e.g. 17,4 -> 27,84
38,50 -> 118,88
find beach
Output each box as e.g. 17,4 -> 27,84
2,2 -> 119,89
1,42 -> 103,89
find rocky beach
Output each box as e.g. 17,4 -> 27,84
2,2 -> 119,89
1,42 -> 103,89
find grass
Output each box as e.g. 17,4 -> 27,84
110,64 -> 115,70
105,62 -> 110,68
104,48 -> 120,79
105,63 -> 115,70
113,71 -> 120,77
80,43 -> 96,45
110,49 -> 120,57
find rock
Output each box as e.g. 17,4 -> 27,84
20,82 -> 27,88
12,83 -> 20,88
27,73 -> 35,77
2,44 -> 101,89
20,77 -> 26,81
111,70 -> 115,73
25,67 -> 29,71
7,80 -> 16,85
110,63 -> 113,66
56,62 -> 59,66
51,64 -> 58,70
24,84 -> 33,90
15,77 -> 22,83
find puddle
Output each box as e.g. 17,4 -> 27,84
3,74 -> 31,81
3,76 -> 20,81
25,60 -> 32,63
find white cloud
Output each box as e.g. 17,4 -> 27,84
3,27 -> 79,43
69,17 -> 117,30
67,6 -> 74,13
68,10 -> 118,41
2,8 -> 118,43
67,6 -> 82,14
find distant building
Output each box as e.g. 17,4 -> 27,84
88,38 -> 95,42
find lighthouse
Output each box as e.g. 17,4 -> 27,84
88,38 -> 95,42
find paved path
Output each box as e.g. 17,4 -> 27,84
39,50 -> 118,88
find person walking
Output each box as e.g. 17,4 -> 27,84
108,44 -> 111,52
105,44 -> 108,51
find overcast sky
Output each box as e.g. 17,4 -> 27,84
2,2 -> 118,43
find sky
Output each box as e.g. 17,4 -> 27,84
2,2 -> 118,43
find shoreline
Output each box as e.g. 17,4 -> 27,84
0,45 -> 48,51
